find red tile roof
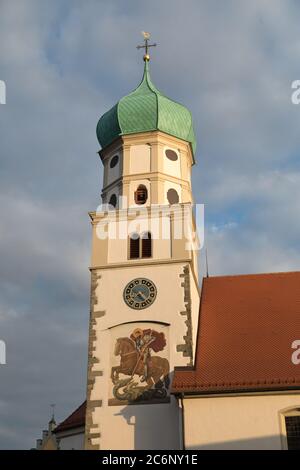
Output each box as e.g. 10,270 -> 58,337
53,401 -> 86,434
172,272 -> 300,394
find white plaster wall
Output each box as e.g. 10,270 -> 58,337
96,264 -> 187,333
106,151 -> 122,186
107,216 -> 171,263
164,181 -> 181,205
106,186 -> 119,209
129,144 -> 151,174
186,160 -> 191,185
58,431 -> 85,450
184,394 -> 300,450
152,215 -> 171,259
163,147 -> 181,179
89,262 -> 193,449
108,236 -> 127,263
99,399 -> 180,450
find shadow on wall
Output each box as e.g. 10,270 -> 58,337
113,371 -> 181,450
187,435 -> 283,451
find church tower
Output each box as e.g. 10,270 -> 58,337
84,37 -> 200,450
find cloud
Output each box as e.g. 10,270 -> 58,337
0,0 -> 300,448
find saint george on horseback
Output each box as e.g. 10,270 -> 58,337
130,328 -> 157,382
111,327 -> 169,401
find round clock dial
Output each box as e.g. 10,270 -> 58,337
123,278 -> 157,310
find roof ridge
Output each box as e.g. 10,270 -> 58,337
143,61 -> 162,96
203,270 -> 300,281
53,401 -> 86,434
173,377 -> 300,390
173,268 -> 300,396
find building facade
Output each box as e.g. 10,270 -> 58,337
36,48 -> 300,451
84,55 -> 200,450
172,273 -> 300,450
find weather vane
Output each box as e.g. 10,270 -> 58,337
137,32 -> 157,62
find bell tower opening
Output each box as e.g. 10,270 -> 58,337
129,233 -> 140,259
135,185 -> 148,205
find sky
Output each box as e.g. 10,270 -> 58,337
1,0 -> 300,449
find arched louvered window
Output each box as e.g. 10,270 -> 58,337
285,415 -> 300,450
129,233 -> 140,259
129,232 -> 152,259
109,194 -> 117,208
135,185 -> 148,205
142,232 -> 152,258
281,408 -> 300,450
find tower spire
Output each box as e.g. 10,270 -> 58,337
137,31 -> 157,62
50,403 -> 56,422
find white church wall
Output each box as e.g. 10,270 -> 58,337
163,147 -> 181,179
99,398 -> 180,450
129,144 -> 151,174
106,151 -> 122,186
107,233 -> 128,263
57,429 -> 85,450
95,264 -> 188,336
86,262 -> 194,449
183,393 -> 300,450
107,216 -> 171,264
106,185 -> 120,209
152,215 -> 171,259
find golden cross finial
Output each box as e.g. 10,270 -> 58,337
137,32 -> 157,62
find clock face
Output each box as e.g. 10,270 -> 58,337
123,278 -> 157,310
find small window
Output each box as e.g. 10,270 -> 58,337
110,155 -> 119,169
109,194 -> 117,208
167,188 -> 179,205
165,149 -> 178,161
129,233 -> 140,259
285,415 -> 300,450
142,232 -> 152,258
134,185 -> 148,205
129,232 -> 152,259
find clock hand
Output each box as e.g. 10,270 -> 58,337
137,290 -> 147,300
132,290 -> 147,301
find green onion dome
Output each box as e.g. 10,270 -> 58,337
96,61 -> 196,155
